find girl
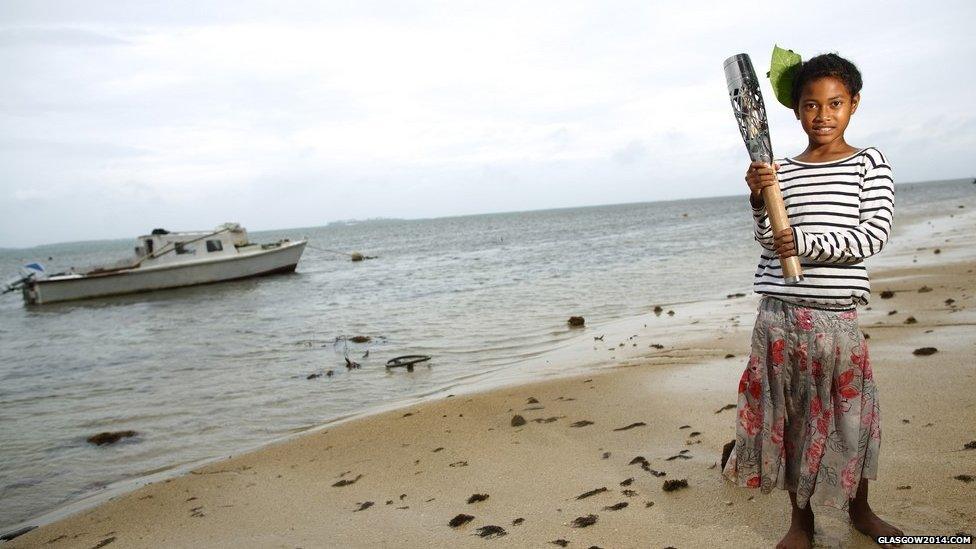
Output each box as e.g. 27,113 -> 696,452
722,53 -> 905,548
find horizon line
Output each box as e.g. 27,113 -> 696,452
1,176 -> 970,251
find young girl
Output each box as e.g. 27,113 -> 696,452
722,53 -> 905,548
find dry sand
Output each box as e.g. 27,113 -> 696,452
7,200 -> 976,548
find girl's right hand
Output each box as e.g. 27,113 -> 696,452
745,161 -> 779,207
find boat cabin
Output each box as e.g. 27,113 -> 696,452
134,223 -> 250,267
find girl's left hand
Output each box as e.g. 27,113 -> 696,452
773,228 -> 797,259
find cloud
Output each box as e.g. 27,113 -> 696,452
1,0 -> 975,247
0,26 -> 128,48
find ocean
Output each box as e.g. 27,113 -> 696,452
0,179 -> 972,531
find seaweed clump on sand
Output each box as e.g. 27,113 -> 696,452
662,479 -> 689,492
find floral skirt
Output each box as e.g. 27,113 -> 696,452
722,296 -> 881,510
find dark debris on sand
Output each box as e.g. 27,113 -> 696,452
571,514 -> 598,528
512,517 -> 524,526
551,540 -> 570,547
913,347 -> 938,356
332,474 -> 363,487
954,475 -> 974,483
662,479 -> 689,492
603,502 -> 628,511
880,290 -> 895,299
570,420 -> 594,428
474,525 -> 507,538
964,441 -> 976,450
613,422 -> 646,431
576,487 -> 608,500
449,514 -> 474,527
511,415 -> 527,427
715,404 -> 736,414
353,501 -> 374,512
628,455 -> 665,476
467,493 -> 490,504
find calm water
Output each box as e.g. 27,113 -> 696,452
0,180 -> 971,530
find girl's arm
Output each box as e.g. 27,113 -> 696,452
752,205 -> 776,251
745,162 -> 779,251
791,150 -> 894,264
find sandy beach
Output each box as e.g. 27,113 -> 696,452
7,196 -> 976,548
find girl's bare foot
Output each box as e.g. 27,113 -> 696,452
778,492 -> 815,549
850,504 -> 904,547
849,480 -> 904,547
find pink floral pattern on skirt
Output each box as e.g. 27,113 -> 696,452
722,297 -> 881,510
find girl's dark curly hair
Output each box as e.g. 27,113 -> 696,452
791,53 -> 862,110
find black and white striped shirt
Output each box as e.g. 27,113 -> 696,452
752,147 -> 894,310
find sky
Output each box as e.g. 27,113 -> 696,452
1,1 -> 974,247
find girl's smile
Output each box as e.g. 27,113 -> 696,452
794,76 -> 860,155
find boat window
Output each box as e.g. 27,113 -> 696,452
175,242 -> 194,255
206,240 -> 223,252
145,239 -> 154,254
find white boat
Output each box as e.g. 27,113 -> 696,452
15,223 -> 306,305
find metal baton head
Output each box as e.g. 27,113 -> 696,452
724,54 -> 774,164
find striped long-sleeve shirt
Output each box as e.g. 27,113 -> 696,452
752,147 -> 894,310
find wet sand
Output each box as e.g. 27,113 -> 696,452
7,202 -> 976,548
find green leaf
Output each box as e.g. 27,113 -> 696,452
768,44 -> 802,109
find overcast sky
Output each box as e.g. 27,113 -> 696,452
1,1 -> 973,247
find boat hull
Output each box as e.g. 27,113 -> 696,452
24,240 -> 306,305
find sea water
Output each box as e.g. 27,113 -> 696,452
0,180 -> 971,530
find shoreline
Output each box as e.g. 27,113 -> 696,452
5,196 -> 976,547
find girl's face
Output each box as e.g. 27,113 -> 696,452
794,76 -> 859,146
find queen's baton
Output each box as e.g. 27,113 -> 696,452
723,53 -> 803,284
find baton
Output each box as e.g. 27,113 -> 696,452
723,53 -> 803,284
